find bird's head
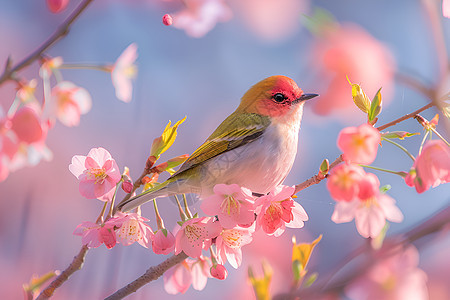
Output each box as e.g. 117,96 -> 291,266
238,75 -> 318,120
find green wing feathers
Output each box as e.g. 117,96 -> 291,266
170,112 -> 271,178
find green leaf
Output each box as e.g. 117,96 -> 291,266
304,272 -> 318,288
381,131 -> 419,140
368,88 -> 382,122
380,184 -> 392,193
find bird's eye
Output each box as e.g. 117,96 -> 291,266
273,93 -> 286,103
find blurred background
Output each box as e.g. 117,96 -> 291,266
0,0 -> 449,299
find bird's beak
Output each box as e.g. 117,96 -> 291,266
293,93 -> 319,104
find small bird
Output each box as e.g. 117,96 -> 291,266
118,75 -> 317,212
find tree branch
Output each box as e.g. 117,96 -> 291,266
376,102 -> 435,131
105,252 -> 189,300
0,0 -> 95,85
36,245 -> 89,300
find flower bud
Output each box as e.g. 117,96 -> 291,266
347,77 -> 370,113
46,0 -> 69,14
162,14 -> 173,26
121,180 -> 133,194
210,264 -> 228,280
318,159 -> 329,177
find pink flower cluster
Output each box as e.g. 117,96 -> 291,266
0,102 -> 51,182
73,212 -> 156,250
71,147 -> 176,253
1,44 -> 137,182
162,183 -> 308,294
328,123 -> 404,238
329,165 -> 403,238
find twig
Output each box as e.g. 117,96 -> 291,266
36,245 -> 89,300
105,252 -> 189,300
376,102 -> 435,131
0,0 -> 95,85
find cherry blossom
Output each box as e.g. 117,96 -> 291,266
444,0 -> 450,18
201,183 -> 255,229
337,123 -> 381,165
50,81 -> 92,127
255,185 -> 308,237
73,217 -> 124,249
175,217 -> 221,258
215,224 -> 254,268
163,256 -> 211,294
115,212 -> 154,248
327,163 -> 366,202
111,43 -> 137,103
163,260 -> 192,294
405,140 -> 450,193
332,173 -> 403,238
310,23 -> 395,117
69,147 -> 121,201
171,0 -> 232,38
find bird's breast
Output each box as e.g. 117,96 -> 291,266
199,119 -> 301,195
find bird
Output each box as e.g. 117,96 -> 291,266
118,75 -> 318,212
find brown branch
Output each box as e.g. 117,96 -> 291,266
376,102 -> 435,131
36,245 -> 89,300
105,252 -> 189,300
0,0 -> 95,85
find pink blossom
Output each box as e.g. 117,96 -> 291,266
210,264 -> 228,280
73,217 -> 124,249
215,225 -> 254,268
50,81 -> 92,127
69,147 -> 121,201
327,163 -> 366,202
255,185 -> 308,237
163,256 -> 211,294
162,14 -> 173,26
444,0 -> 450,18
338,123 -> 381,164
346,245 -> 428,300
405,140 -> 450,193
10,106 -> 43,144
114,212 -> 154,248
233,0 -> 308,42
163,260 -> 192,294
46,0 -> 69,13
111,43 -> 137,103
39,56 -> 63,78
201,184 -> 255,229
332,173 -> 403,238
0,106 -> 48,181
152,229 -> 176,255
310,23 -> 395,116
175,217 -> 221,258
172,0 -> 232,38
188,256 -> 212,290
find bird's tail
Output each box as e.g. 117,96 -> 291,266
117,181 -> 171,212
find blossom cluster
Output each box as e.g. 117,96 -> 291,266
69,145 -> 310,294
327,86 -> 449,239
0,44 -> 138,183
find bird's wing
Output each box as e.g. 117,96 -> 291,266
170,112 -> 271,178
